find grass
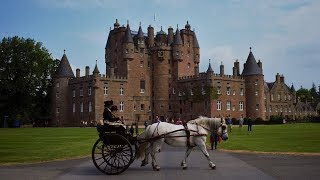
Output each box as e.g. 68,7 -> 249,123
0,123 -> 319,164
0,127 -> 97,164
209,123 -> 320,153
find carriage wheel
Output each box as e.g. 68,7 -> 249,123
92,134 -> 133,175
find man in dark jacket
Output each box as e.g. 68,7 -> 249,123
103,101 -> 120,123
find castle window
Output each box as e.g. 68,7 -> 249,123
120,87 -> 124,95
255,91 -> 258,96
56,82 -> 60,88
188,63 -> 191,68
133,104 -> 136,111
227,87 -> 231,95
280,106 -> 283,112
284,95 -> 287,101
141,104 -> 145,111
217,86 -> 221,94
125,49 -> 128,54
265,106 -> 267,112
140,80 -> 145,93
80,102 -> 83,113
149,106 -> 151,111
202,87 -> 206,95
271,94 -> 274,101
239,101 -> 244,111
73,103 -> 75,113
104,86 -> 108,95
233,90 -> 236,95
278,94 -> 281,100
72,90 -> 75,97
232,105 -> 236,111
288,95 -> 291,100
226,101 -> 231,110
56,92 -> 59,98
179,92 -> 182,96
173,88 -> 176,94
256,104 -> 259,110
270,106 -> 272,112
289,107 -> 291,112
190,89 -> 193,96
140,60 -> 143,67
88,87 -> 91,96
275,106 -> 278,112
120,102 -> 124,112
89,101 -> 92,112
56,107 -> 60,113
176,51 -> 179,56
217,100 -> 221,110
255,79 -> 258,85
80,88 -> 83,97
240,88 -> 244,96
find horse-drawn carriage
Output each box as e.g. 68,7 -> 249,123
92,117 -> 229,175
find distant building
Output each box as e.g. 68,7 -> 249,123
50,20 -> 316,126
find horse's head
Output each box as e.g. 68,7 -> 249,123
217,118 -> 228,141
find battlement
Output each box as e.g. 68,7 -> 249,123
178,72 -> 244,81
69,74 -> 127,84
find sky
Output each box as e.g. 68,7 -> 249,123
0,0 -> 319,89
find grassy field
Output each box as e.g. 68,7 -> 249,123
212,123 -> 320,153
0,123 -> 319,164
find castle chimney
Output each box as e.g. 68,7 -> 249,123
85,66 -> 90,76
276,73 -> 280,83
168,26 -> 174,45
147,25 -> 154,47
220,62 -> 224,76
194,63 -> 199,76
234,60 -> 240,76
280,75 -> 284,83
257,59 -> 263,74
233,67 -> 237,76
76,68 -> 80,78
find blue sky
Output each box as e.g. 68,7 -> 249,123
1,0 -> 319,89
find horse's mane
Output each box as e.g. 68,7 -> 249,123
188,116 -> 224,131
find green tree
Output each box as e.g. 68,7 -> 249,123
0,36 -> 58,125
310,82 -> 320,109
296,87 -> 312,103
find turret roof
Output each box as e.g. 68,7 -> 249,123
137,23 -> 144,39
54,51 -> 75,78
193,31 -> 199,48
206,60 -> 214,73
124,23 -> 133,43
241,48 -> 262,76
173,27 -> 183,45
93,60 -> 100,74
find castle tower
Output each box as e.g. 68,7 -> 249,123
51,50 -> 75,126
136,23 -> 145,48
220,62 -> 224,76
172,26 -> 183,62
167,26 -> 174,45
147,25 -> 154,47
123,22 -> 134,60
242,47 -> 266,120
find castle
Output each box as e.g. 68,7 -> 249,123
51,19 -> 316,126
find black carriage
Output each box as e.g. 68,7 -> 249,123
92,123 -> 138,175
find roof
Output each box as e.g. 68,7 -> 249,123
193,31 -> 199,48
206,62 -> 214,74
241,49 -> 263,76
93,63 -> 100,74
124,24 -> 133,43
137,25 -> 144,39
157,26 -> 167,35
172,28 -> 183,45
54,53 -> 75,78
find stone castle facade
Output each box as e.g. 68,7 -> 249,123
51,20 -> 316,126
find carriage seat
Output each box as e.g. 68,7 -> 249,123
96,121 -> 126,135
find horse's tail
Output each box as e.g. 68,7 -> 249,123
135,141 -> 148,159
135,130 -> 149,159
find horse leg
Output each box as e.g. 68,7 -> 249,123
181,147 -> 193,169
198,142 -> 216,169
141,143 -> 151,167
151,139 -> 163,171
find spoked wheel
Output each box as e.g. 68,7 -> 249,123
92,134 -> 133,175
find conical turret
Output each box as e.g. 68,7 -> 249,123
123,22 -> 134,60
242,47 -> 262,76
172,26 -> 183,61
206,60 -> 214,75
54,50 -> 75,78
137,22 -> 145,45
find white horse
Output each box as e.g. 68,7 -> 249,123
136,116 -> 228,171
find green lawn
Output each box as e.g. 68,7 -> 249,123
0,123 -> 319,164
0,127 -> 98,164
211,123 -> 320,153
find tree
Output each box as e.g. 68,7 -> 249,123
0,36 -> 59,125
296,87 -> 311,103
310,82 -> 320,109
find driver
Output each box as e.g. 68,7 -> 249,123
103,100 -> 120,123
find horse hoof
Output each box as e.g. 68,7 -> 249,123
183,166 -> 187,170
153,166 -> 160,171
141,162 -> 148,167
211,165 -> 216,169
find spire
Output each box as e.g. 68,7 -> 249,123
206,59 -> 214,73
185,21 -> 191,30
137,22 -> 144,39
54,50 -> 75,78
173,25 -> 183,45
241,47 -> 263,76
193,30 -> 199,48
124,22 -> 133,43
157,26 -> 166,35
114,19 -> 120,29
93,60 -> 100,74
